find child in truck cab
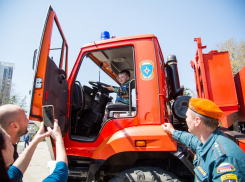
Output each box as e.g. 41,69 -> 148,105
103,70 -> 130,122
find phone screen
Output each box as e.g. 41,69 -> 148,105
42,105 -> 54,128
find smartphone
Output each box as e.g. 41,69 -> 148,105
42,105 -> 55,129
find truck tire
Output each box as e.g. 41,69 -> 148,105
109,166 -> 183,182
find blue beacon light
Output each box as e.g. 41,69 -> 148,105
101,31 -> 110,40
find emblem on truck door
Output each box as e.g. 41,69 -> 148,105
139,60 -> 154,81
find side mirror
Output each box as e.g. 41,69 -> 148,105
32,49 -> 37,70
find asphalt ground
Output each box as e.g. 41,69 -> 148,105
17,141 -> 51,182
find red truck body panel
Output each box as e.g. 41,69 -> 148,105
191,37 -> 240,128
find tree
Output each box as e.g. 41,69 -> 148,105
31,124 -> 39,133
0,81 -> 28,113
215,37 -> 245,75
183,86 -> 191,97
182,86 -> 198,97
169,86 -> 193,106
18,96 -> 28,113
0,79 -> 12,105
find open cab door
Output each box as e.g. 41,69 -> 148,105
29,6 -> 68,159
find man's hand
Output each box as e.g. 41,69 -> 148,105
34,122 -> 51,142
104,85 -> 114,91
47,119 -> 68,165
162,123 -> 175,134
13,122 -> 51,174
47,119 -> 62,140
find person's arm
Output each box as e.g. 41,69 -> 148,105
104,85 -> 116,92
47,119 -> 67,165
8,165 -> 23,182
42,162 -> 68,182
12,122 -> 50,174
162,123 -> 201,152
172,130 -> 201,152
42,120 -> 68,182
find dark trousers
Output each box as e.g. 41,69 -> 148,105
24,140 -> 29,148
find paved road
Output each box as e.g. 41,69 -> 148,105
17,141 -> 52,182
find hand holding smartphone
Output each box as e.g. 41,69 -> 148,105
42,105 -> 55,130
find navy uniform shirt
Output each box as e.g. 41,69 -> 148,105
172,128 -> 245,181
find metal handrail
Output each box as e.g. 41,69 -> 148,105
128,79 -> 135,116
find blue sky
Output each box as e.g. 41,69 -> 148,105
0,0 -> 244,108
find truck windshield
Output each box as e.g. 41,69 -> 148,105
77,56 -> 119,101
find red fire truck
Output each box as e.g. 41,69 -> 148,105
29,6 -> 245,182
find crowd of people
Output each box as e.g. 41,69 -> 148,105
0,97 -> 245,181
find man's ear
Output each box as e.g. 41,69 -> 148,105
9,122 -> 18,130
194,116 -> 202,127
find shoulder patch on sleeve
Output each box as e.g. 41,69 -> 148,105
217,162 -> 235,173
221,174 -> 237,182
213,141 -> 225,158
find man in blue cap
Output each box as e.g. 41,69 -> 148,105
162,98 -> 245,182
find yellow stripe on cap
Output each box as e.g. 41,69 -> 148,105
188,98 -> 223,119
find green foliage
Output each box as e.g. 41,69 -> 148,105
216,37 -> 245,75
0,81 -> 28,112
3,95 -> 28,113
170,86 -> 192,106
183,86 -> 192,96
31,123 -> 39,132
18,96 -> 28,113
4,95 -> 16,105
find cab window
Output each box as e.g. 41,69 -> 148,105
70,46 -> 136,139
49,19 -> 67,72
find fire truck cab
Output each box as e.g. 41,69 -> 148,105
29,6 -> 193,182
29,6 -> 245,182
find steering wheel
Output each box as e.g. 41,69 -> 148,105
89,81 -> 111,88
89,81 -> 116,93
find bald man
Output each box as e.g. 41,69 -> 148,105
0,104 -> 29,161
